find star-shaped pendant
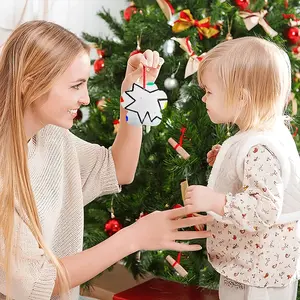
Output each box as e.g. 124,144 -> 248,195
121,82 -> 168,126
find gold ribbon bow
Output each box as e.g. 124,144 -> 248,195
239,10 -> 278,38
172,9 -> 219,39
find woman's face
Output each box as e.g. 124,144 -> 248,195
24,52 -> 91,138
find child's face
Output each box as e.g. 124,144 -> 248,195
201,66 -> 235,124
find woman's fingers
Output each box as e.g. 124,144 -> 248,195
172,230 -> 211,241
165,242 -> 202,252
172,215 -> 213,230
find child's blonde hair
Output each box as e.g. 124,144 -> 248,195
0,20 -> 90,299
198,36 -> 291,131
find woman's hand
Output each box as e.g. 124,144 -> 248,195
121,50 -> 164,93
129,205 -> 213,252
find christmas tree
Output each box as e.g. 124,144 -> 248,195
73,0 -> 300,290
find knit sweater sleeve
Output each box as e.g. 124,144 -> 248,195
69,131 -> 121,206
0,210 -> 57,300
222,144 -> 284,231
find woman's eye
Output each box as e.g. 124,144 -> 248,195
72,83 -> 82,90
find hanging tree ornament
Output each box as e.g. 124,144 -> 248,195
172,37 -> 206,78
239,10 -> 278,37
171,10 -> 219,40
130,35 -> 143,57
285,27 -> 300,44
168,127 -> 190,160
282,13 -> 300,27
163,39 -> 176,56
156,0 -> 175,21
113,119 -> 120,134
104,198 -> 123,236
292,46 -> 300,59
96,96 -> 110,111
225,17 -> 234,41
164,62 -> 180,90
124,2 -> 138,22
121,66 -> 168,126
235,0 -> 250,10
93,57 -> 105,73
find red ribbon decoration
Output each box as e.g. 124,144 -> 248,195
293,46 -> 300,54
292,124 -> 298,138
284,0 -> 288,9
143,65 -> 146,88
282,14 -> 297,19
113,119 -> 120,125
164,0 -> 175,14
185,37 -> 205,62
172,252 -> 182,267
174,127 -> 187,150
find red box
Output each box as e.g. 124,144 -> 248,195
113,278 -> 219,300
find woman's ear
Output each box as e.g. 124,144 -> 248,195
21,77 -> 33,97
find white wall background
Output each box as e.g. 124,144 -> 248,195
0,0 -> 129,45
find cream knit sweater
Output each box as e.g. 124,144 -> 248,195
0,125 -> 121,300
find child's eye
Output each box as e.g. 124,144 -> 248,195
72,83 -> 82,90
206,90 -> 212,95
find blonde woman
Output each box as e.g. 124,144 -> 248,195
0,20 -> 212,300
184,37 -> 300,300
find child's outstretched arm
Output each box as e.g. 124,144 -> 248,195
185,144 -> 284,231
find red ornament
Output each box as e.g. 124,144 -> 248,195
130,49 -> 143,57
96,97 -> 106,111
104,218 -> 123,236
235,0 -> 250,10
97,49 -> 105,58
172,204 -> 183,209
286,27 -> 300,44
94,58 -> 105,73
124,5 -> 138,21
74,109 -> 82,121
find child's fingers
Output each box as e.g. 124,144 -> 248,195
207,157 -> 215,166
212,144 -> 221,151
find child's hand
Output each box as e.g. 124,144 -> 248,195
121,50 -> 164,93
185,185 -> 226,215
207,144 -> 221,166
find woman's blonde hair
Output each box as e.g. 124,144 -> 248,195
0,20 -> 89,298
198,36 -> 291,131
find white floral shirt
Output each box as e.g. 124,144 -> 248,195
207,144 -> 300,287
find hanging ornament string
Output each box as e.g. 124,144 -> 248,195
226,17 -> 234,40
143,65 -> 147,88
110,198 -> 115,218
